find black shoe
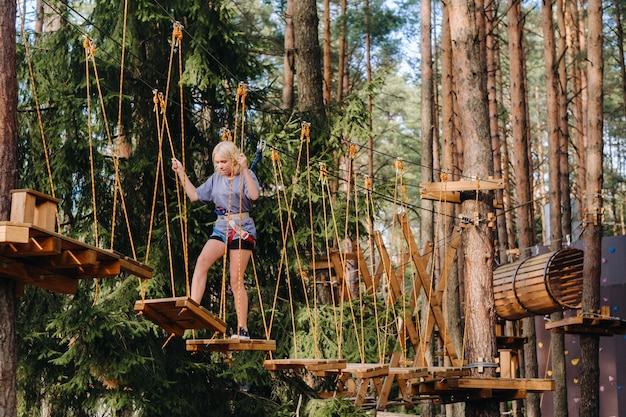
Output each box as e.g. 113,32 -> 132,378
231,327 -> 250,340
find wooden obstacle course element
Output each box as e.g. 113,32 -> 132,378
186,338 -> 276,353
397,213 -> 462,367
413,368 -> 554,405
10,189 -> 59,232
134,296 -> 226,336
376,351 -> 432,410
311,245 -> 372,301
263,358 -> 347,373
493,248 -> 584,320
545,309 -> 626,336
0,189 -> 152,295
335,363 -> 390,407
419,178 -> 504,204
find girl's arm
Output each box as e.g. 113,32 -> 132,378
171,158 -> 199,201
237,153 -> 260,201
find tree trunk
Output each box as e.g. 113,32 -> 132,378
293,0 -> 326,132
580,0 -> 603,414
449,0 -> 498,415
557,0 -> 571,239
542,0 -> 562,248
336,0 -> 347,103
553,0 -> 571,414
485,0 -> 507,265
420,0 -> 434,251
569,0 -> 585,231
282,0 -> 295,111
440,6 -> 465,415
419,2 -> 434,414
507,1 -> 540,415
365,0 -> 373,180
0,0 -> 19,414
322,0 -> 331,106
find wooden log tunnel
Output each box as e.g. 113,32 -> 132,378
493,248 -> 584,320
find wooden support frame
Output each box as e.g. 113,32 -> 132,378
398,212 -> 462,367
0,221 -> 152,294
335,363 -> 390,407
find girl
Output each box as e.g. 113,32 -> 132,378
172,141 -> 260,339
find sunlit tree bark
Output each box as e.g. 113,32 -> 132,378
580,0 -> 603,414
282,0 -> 295,111
449,0 -> 498,414
0,0 -> 19,415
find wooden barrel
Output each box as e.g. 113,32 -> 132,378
493,248 -> 584,320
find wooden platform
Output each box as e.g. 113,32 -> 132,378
545,310 -> 626,335
134,296 -> 226,336
263,358 -> 347,372
414,376 -> 554,405
186,337 -> 276,353
0,222 -> 152,294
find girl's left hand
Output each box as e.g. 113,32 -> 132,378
237,153 -> 248,169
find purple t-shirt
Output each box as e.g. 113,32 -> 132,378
196,171 -> 259,240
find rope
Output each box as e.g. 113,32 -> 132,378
319,163 -> 342,359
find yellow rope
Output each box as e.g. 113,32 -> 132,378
174,21 -> 190,296
319,163 -> 342,359
364,175 -> 384,362
269,149 -> 299,355
83,37 -> 99,248
141,91 -> 166,301
303,124 -> 321,358
340,143 -> 365,364
110,0 -> 130,252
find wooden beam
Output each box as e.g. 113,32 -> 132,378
420,178 -> 504,193
186,338 -> 276,353
0,256 -> 78,294
0,222 -> 30,243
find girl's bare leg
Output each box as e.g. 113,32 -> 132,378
229,248 -> 252,331
190,239 -> 226,304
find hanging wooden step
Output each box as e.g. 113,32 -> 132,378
134,296 -> 226,336
545,308 -> 626,335
186,337 -> 276,353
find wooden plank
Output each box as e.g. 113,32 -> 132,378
186,338 -> 276,353
343,363 -> 389,378
0,236 -> 62,257
420,179 -> 504,193
373,232 -> 402,303
356,245 -> 373,290
545,312 -> 626,335
447,377 -> 554,392
134,297 -> 227,335
0,222 -> 30,243
263,358 -> 346,372
420,190 -> 461,203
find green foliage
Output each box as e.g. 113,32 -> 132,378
303,398 -> 369,417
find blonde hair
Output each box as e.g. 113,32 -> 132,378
212,140 -> 241,176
